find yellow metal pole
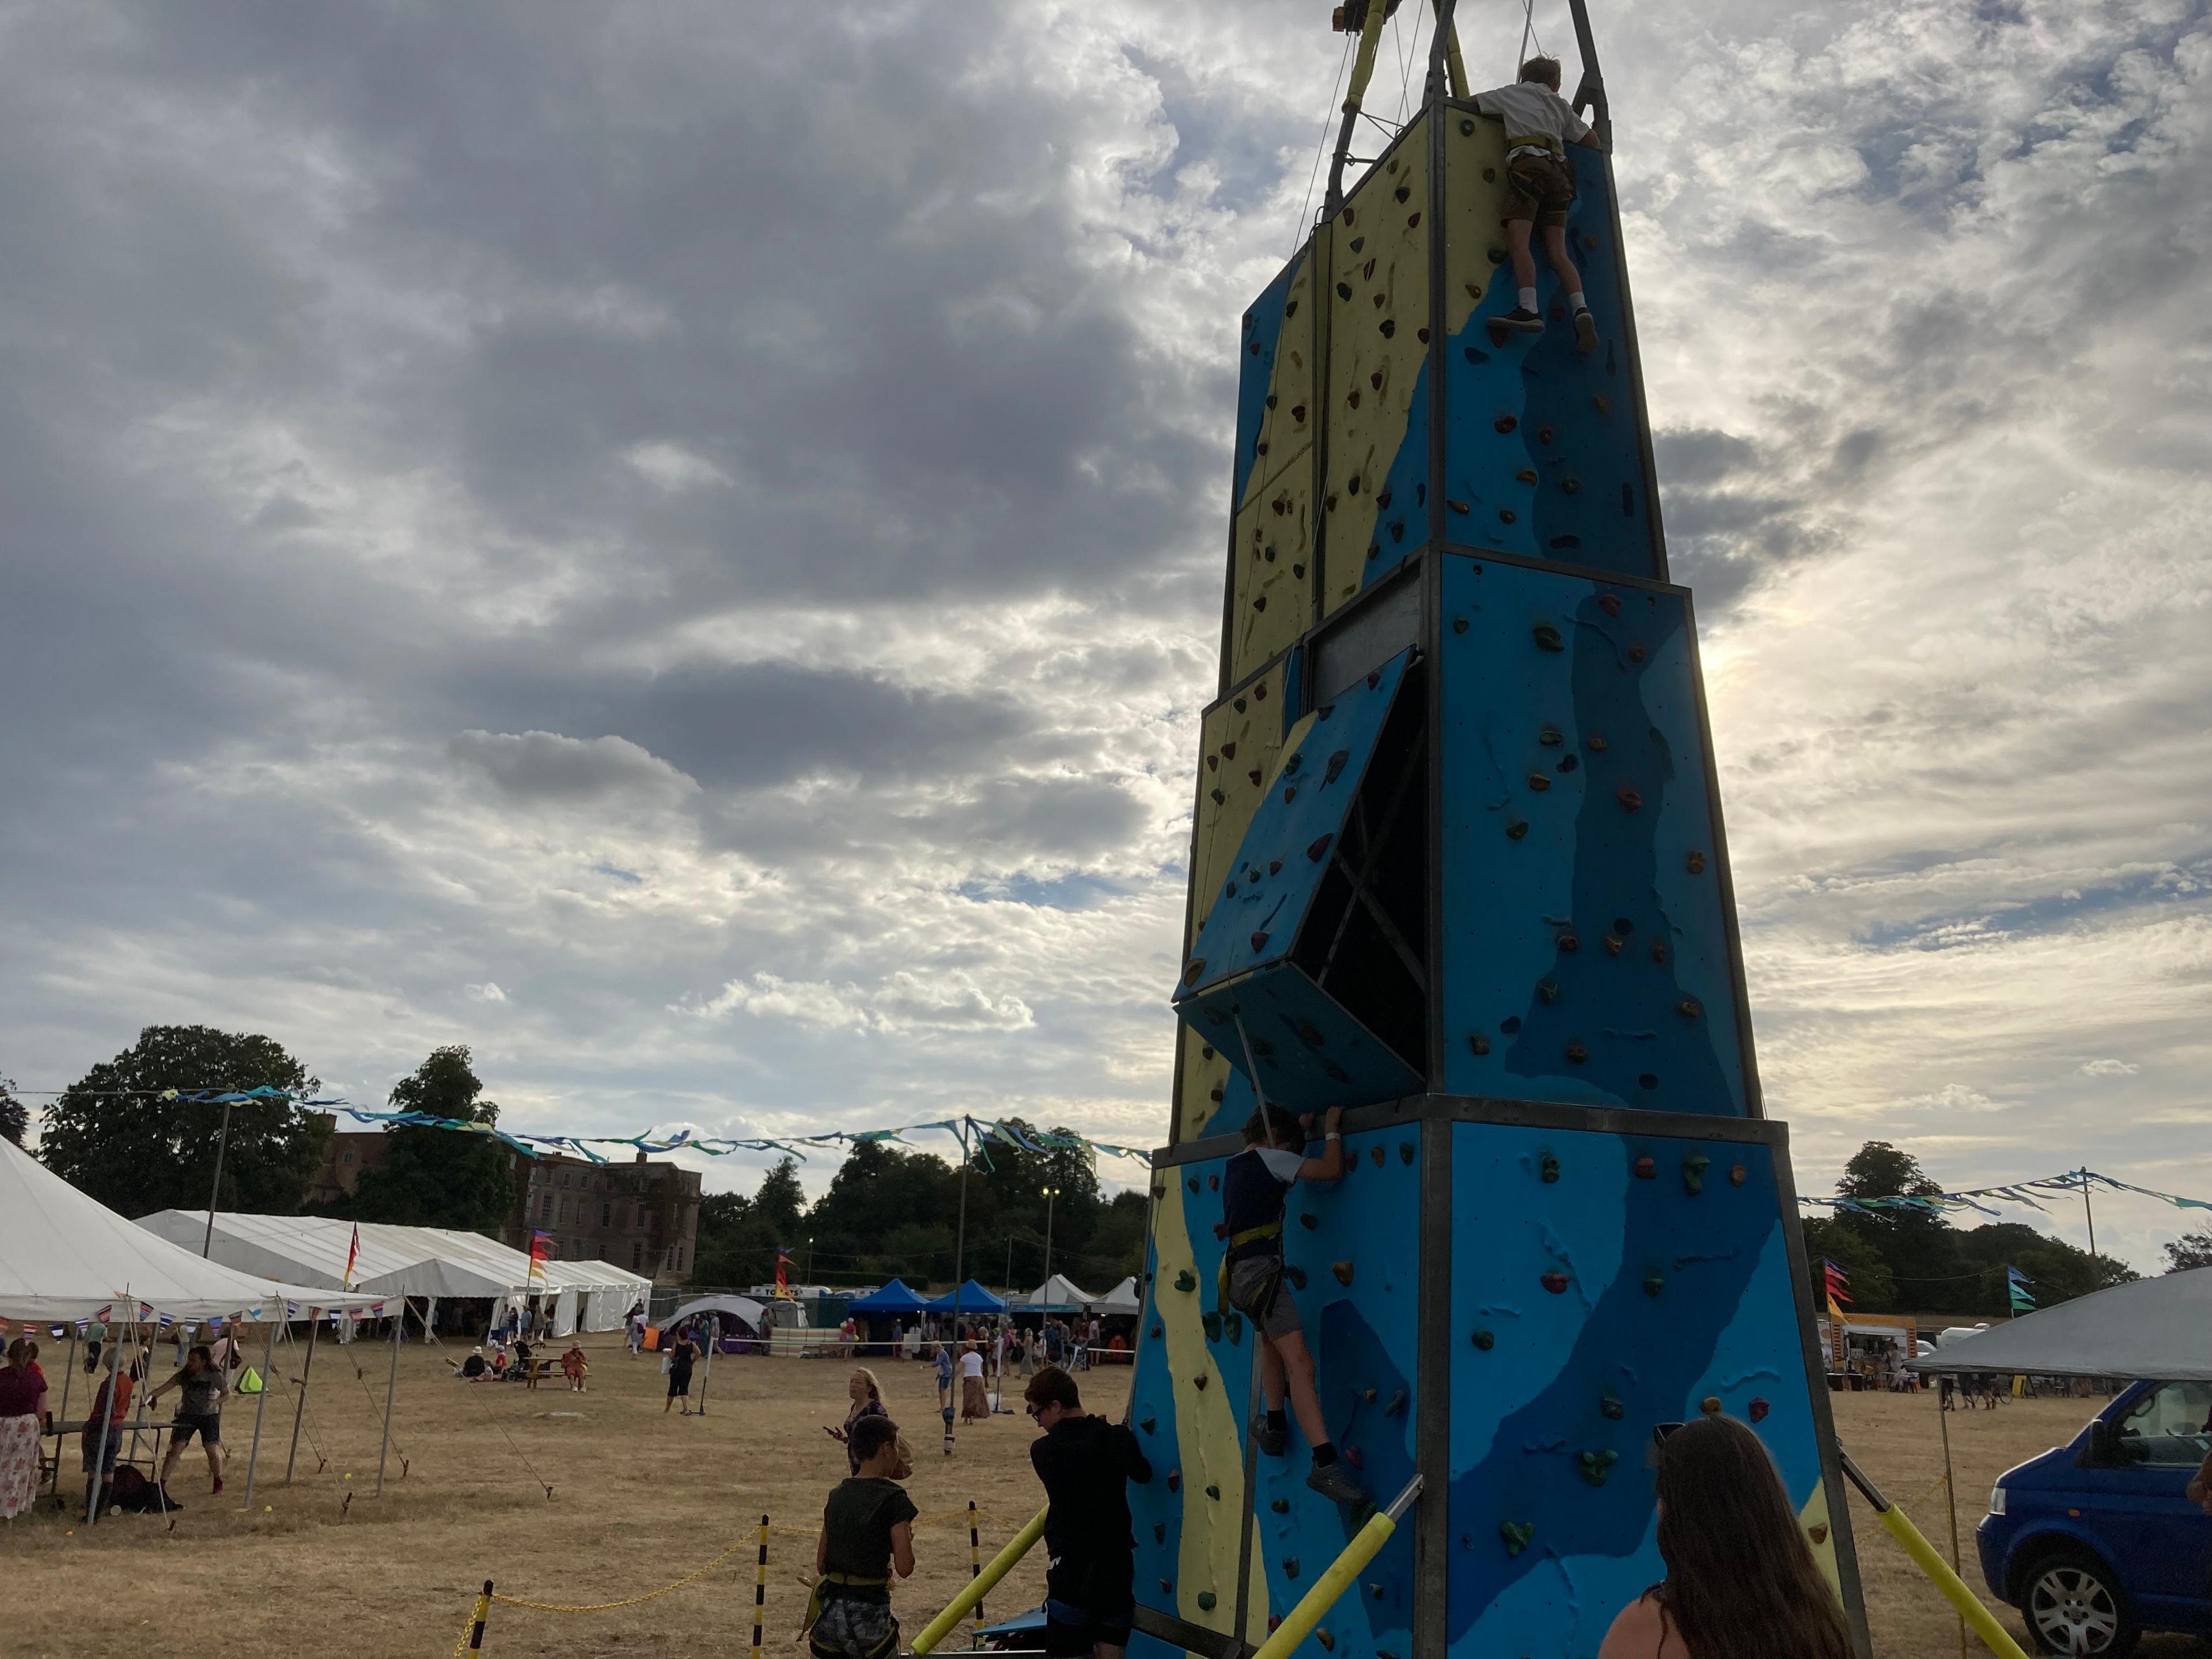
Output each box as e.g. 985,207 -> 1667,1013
912,1506 -> 1047,1656
1323,0 -> 1396,218
1430,0 -> 1469,99
1248,1476 -> 1422,1659
1839,1451 -> 2029,1659
467,1580 -> 494,1655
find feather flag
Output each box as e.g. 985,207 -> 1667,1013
2006,1266 -> 2036,1314
527,1230 -> 552,1285
343,1224 -> 361,1291
1821,1257 -> 1851,1320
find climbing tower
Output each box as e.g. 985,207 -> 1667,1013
1123,8 -> 1869,1659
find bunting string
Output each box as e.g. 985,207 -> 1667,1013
1798,1168 -> 2212,1222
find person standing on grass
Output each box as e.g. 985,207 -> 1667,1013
664,1329 -> 699,1415
147,1344 -> 228,1499
827,1369 -> 889,1476
513,1334 -> 535,1388
1025,1366 -> 1151,1659
627,1308 -> 645,1357
80,1349 -> 133,1518
958,1341 -> 989,1425
0,1340 -> 48,1522
1473,55 -> 1605,351
805,1415 -> 916,1659
1595,1415 -> 1854,1659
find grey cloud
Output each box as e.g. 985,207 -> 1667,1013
448,730 -> 698,802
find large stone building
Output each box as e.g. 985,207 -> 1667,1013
309,1126 -> 702,1284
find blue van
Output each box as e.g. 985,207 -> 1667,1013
1978,1378 -> 2212,1655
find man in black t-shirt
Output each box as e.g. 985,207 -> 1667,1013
1025,1366 -> 1152,1659
808,1414 -> 917,1659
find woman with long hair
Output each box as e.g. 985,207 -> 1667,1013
826,1368 -> 888,1475
1597,1414 -> 1855,1659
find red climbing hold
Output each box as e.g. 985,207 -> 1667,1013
1598,593 -> 1622,617
1558,933 -> 1580,952
1540,1271 -> 1569,1294
1250,931 -> 1270,952
1616,785 -> 1642,811
1634,1156 -> 1657,1179
1748,1397 -> 1771,1422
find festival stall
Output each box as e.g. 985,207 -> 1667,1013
1012,1274 -> 1094,1315
1088,1276 -> 1143,1317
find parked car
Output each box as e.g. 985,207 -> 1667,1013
1978,1378 -> 2212,1656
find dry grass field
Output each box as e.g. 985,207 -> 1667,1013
1,1339 -> 2196,1659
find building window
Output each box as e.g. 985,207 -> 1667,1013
540,1194 -> 554,1221
340,1150 -> 355,1166
559,1172 -> 570,1190
635,1206 -> 647,1228
601,1203 -> 611,1227
631,1242 -> 641,1270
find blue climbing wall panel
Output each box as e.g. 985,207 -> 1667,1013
1138,65 -> 1867,1659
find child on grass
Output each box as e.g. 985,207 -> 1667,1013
805,1415 -> 917,1659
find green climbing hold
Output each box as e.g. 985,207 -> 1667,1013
1681,1154 -> 1711,1195
1283,1556 -> 1301,1579
1205,1483 -> 1221,1499
1599,1395 -> 1623,1421
1471,1328 -> 1495,1350
1202,1311 -> 1222,1341
1643,1272 -> 1665,1297
1271,1498 -> 1290,1514
1368,1583 -> 1385,1600
1499,1520 -> 1536,1556
1175,1269 -> 1197,1293
1194,1373 -> 1209,1390
1141,1415 -> 1157,1433
1578,1448 -> 1620,1486
1224,1312 -> 1243,1344
1187,1176 -> 1200,1192
1197,1591 -> 1217,1612
1385,1389 -> 1407,1417
1154,1522 -> 1166,1542
1398,1141 -> 1414,1164
1284,1264 -> 1306,1289
1540,1153 -> 1560,1183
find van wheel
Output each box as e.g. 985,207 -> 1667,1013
2022,1550 -> 2137,1657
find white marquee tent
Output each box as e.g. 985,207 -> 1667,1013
1088,1276 -> 1143,1317
0,1140 -> 384,1323
135,1211 -> 648,1336
1013,1274 -> 1097,1313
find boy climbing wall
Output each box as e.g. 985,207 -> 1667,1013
1474,55 -> 1606,351
1221,1102 -> 1364,1505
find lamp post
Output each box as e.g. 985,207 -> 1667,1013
1040,1185 -> 1061,1289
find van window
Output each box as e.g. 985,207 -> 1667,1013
2119,1381 -> 2212,1465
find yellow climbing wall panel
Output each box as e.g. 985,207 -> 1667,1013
1176,662 -> 1289,1141
1228,253 -> 1317,684
1442,105 -> 1512,336
1321,112 -> 1432,614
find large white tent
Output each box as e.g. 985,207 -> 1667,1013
1909,1267 -> 2212,1381
1088,1276 -> 1143,1317
1014,1274 -> 1097,1313
134,1211 -> 647,1335
0,1141 -> 382,1322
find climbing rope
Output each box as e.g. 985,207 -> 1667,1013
1292,33 -> 1356,252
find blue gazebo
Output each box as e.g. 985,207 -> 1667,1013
847,1278 -> 932,1317
923,1279 -> 1007,1316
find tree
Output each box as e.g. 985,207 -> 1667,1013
1949,1224 -> 2134,1316
38,1025 -> 329,1216
339,1047 -> 514,1236
0,1077 -> 26,1148
2164,1231 -> 2212,1273
1081,1190 -> 1152,1285
1832,1141 -> 1959,1305
753,1157 -> 806,1240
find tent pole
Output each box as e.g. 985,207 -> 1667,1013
201,1101 -> 234,1257
2080,1169 -> 2101,1285
374,1296 -> 402,1496
84,1294 -> 125,1528
1936,1388 -> 1965,1659
47,1325 -> 79,1500
241,1312 -> 279,1510
285,1309 -> 322,1483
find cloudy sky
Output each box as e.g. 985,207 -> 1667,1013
3,0 -> 2207,1270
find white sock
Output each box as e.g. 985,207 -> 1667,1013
1518,286 -> 1538,312
1568,291 -> 1588,314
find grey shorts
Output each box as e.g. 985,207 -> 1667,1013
1228,1256 -> 1302,1342
809,1594 -> 899,1659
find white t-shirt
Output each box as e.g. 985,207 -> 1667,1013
1253,1146 -> 1305,1183
1472,82 -> 1591,159
958,1350 -> 984,1381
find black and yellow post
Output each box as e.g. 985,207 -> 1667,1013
467,1580 -> 493,1656
967,1501 -> 984,1641
752,1513 -> 769,1659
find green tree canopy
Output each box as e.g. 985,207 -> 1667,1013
0,1077 -> 25,1148
1798,1215 -> 1897,1313
2166,1230 -> 2212,1272
336,1046 -> 513,1236
38,1025 -> 328,1215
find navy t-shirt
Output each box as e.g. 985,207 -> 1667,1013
1221,1145 -> 1305,1262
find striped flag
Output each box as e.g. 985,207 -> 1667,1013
343,1224 -> 361,1291
2006,1266 -> 2036,1313
528,1230 -> 553,1285
1821,1257 -> 1851,1320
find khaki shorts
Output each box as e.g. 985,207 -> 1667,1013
1228,1256 -> 1303,1342
1503,152 -> 1575,228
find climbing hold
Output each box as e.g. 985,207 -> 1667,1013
1271,1498 -> 1290,1514
1141,1415 -> 1157,1434
1249,931 -> 1270,953
1399,1141 -> 1414,1164
1187,1176 -> 1201,1193
1633,1156 -> 1656,1180
1183,958 -> 1207,984
1200,1044 -> 1214,1060
1167,1469 -> 1181,1491
1368,1583 -> 1386,1600
1499,508 -> 1517,523
1471,1328 -> 1495,1350
1300,1211 -> 1319,1230
1586,734 -> 1607,752
1324,748 -> 1350,785
1564,1041 -> 1588,1064
1315,1631 -> 1335,1653
1603,934 -> 1623,956
1468,1032 -> 1490,1055
1578,1448 -> 1620,1486
1202,1312 -> 1222,1341
1687,849 -> 1706,873
1748,1396 -> 1770,1422
1537,979 -> 1559,1003
1151,1324 -> 1163,1339
1446,498 -> 1471,514
1494,414 -> 1517,434
1205,1481 -> 1220,1498
1369,1145 -> 1384,1167
1284,1265 -> 1308,1289
1224,1312 -> 1243,1343
1361,1385 -> 1377,1403
1505,820 -> 1529,840
1197,1591 -> 1217,1612
1538,724 -> 1562,746
1459,118 -> 1475,135
1331,1260 -> 1354,1286
1649,941 -> 1668,964
1269,1617 -> 1283,1633
1499,1521 -> 1536,1556
1700,1396 -> 1722,1416
1175,1270 -> 1197,1293
1678,998 -> 1702,1020
1730,1164 -> 1748,1186
1452,616 -> 1468,634
1532,623 -> 1563,652
1527,772 -> 1550,792
1540,1153 -> 1560,1183
1487,247 -> 1507,266
1561,476 -> 1581,494
1154,1521 -> 1166,1541
1599,1393 -> 1624,1420
1540,1271 -> 1569,1294
1283,1556 -> 1301,1580
1194,1374 -> 1209,1392
1616,785 -> 1642,811
1593,395 -> 1612,416
1627,643 -> 1646,662
1344,1445 -> 1363,1468
1306,833 -> 1334,862
1681,1154 -> 1711,1194
1465,282 -> 1483,301
1336,282 -> 1353,301
1379,319 -> 1396,338
1385,1388 -> 1407,1417
1639,1074 -> 1659,1090
1598,592 -> 1621,617
1160,1579 -> 1174,1593
1558,931 -> 1579,951
1809,1522 -> 1830,1544
1516,468 -> 1538,486
1643,1273 -> 1665,1297
1537,425 -> 1556,445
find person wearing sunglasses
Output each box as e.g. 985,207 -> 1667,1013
1024,1366 -> 1152,1659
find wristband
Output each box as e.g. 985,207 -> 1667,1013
1325,1131 -> 1342,1142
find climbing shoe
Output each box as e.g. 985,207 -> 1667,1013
1252,1414 -> 1287,1458
1574,309 -> 1598,353
1305,1461 -> 1367,1506
1498,307 -> 1544,332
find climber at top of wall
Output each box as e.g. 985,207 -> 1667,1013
1474,55 -> 1607,352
